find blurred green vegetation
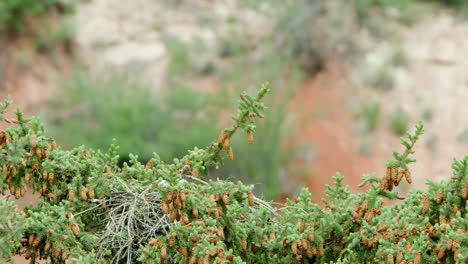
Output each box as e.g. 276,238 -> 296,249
390,107 -> 410,136
0,0 -> 74,33
44,70 -> 220,163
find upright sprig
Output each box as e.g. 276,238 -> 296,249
205,83 -> 270,167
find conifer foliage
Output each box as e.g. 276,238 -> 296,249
0,84 -> 466,264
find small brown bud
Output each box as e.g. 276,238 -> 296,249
145,160 -> 152,170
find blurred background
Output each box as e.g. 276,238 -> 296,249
1,0 -> 468,203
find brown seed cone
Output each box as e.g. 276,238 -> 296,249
32,236 -> 41,247
14,187 -> 21,199
47,172 -> 54,183
53,246 -> 61,258
189,256 -> 197,264
269,231 -> 276,241
51,140 -> 57,150
364,210 -> 374,222
28,233 -> 35,246
105,166 -> 112,174
247,130 -> 254,144
70,223 -> 80,236
44,241 -> 52,252
387,253 -> 394,264
169,210 -> 177,222
42,170 -> 48,180
88,187 -> 95,200
437,247 -> 446,260
436,188 -> 443,204
181,213 -> 189,225
80,188 -> 88,201
192,167 -> 199,177
32,162 -> 39,172
61,250 -> 68,260
168,235 -> 175,248
41,184 -> 48,194
160,244 -> 168,259
291,241 -> 299,255
24,172 -> 31,184
217,130 -> 227,146
318,245 -> 324,256
35,148 -> 42,158
396,169 -> 404,186
222,193 -> 230,205
68,189 -> 75,202
226,147 -> 234,161
446,238 -> 453,250
161,201 -> 169,214
362,199 -> 369,211
298,220 -> 305,233
308,230 -> 314,242
145,160 -> 153,170
380,177 -> 388,192
462,185 -> 467,200
47,192 -> 57,200
241,237 -> 247,252
29,136 -> 37,148
377,224 -> 388,233
421,195 -> 430,214
247,192 -> 254,206
396,251 -> 403,263
414,252 -> 421,264
23,249 -> 32,260
403,168 -> 412,184
391,167 -> 399,184
192,207 -> 199,219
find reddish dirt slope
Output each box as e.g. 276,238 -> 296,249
290,63 -> 378,203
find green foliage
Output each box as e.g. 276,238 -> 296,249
0,88 -> 466,264
43,70 -> 219,163
390,107 -> 410,136
357,102 -> 380,132
0,0 -> 74,33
